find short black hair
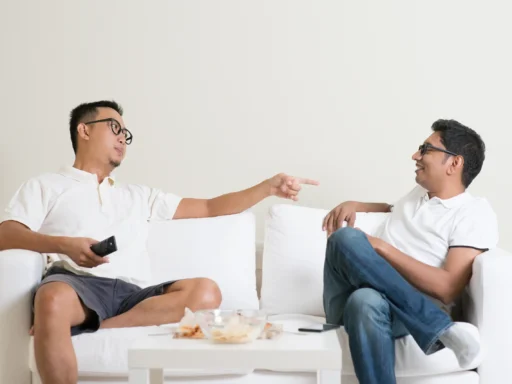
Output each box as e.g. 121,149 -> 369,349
69,100 -> 123,154
432,119 -> 485,188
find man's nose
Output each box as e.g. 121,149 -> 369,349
412,150 -> 421,161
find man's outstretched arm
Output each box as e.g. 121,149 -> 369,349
173,173 -> 319,220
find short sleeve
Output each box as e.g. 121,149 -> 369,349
449,199 -> 499,251
1,178 -> 49,231
147,188 -> 183,221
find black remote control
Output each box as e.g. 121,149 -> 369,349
90,236 -> 118,257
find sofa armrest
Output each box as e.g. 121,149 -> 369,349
0,250 -> 44,384
465,248 -> 512,384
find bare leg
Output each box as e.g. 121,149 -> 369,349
33,282 -> 90,384
100,278 -> 221,329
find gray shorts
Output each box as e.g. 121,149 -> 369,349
33,266 -> 176,336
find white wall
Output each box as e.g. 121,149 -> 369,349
1,1 -> 511,249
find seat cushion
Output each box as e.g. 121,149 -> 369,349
147,211 -> 259,310
340,324 -> 482,377
28,325 -> 253,377
28,315 -> 482,378
268,315 -> 482,377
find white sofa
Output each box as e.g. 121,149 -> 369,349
1,204 -> 511,384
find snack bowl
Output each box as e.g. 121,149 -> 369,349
195,309 -> 268,344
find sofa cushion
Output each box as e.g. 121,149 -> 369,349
28,315 -> 481,379
147,211 -> 259,310
268,314 -> 482,377
260,204 -> 387,316
28,326 -> 253,377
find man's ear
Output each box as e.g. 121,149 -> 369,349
448,155 -> 464,176
77,123 -> 90,142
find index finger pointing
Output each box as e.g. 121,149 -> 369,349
295,177 -> 320,186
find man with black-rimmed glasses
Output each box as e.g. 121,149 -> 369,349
0,100 -> 319,384
322,119 -> 498,384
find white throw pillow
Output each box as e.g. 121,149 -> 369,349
146,211 -> 259,310
260,204 -> 388,316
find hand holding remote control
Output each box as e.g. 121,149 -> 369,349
60,237 -> 110,268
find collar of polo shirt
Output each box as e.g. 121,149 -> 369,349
421,189 -> 471,209
59,166 -> 116,186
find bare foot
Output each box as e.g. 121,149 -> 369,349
29,326 -> 34,336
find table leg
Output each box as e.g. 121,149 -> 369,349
129,368 -> 149,384
150,368 -> 164,384
317,369 -> 341,384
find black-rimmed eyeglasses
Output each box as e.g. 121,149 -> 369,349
418,143 -> 458,157
84,118 -> 133,145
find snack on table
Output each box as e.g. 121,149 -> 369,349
260,322 -> 283,340
174,308 -> 205,339
174,324 -> 204,339
209,313 -> 260,344
173,308 -> 283,342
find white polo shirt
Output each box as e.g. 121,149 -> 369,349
1,166 -> 182,287
374,185 -> 499,311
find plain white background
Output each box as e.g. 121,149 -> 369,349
1,1 -> 511,249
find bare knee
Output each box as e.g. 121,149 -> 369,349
197,278 -> 222,308
34,282 -> 85,325
184,278 -> 222,310
168,278 -> 222,311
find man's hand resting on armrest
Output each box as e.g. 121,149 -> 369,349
323,201 -> 392,236
0,220 -> 107,268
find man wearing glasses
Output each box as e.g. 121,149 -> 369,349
322,119 -> 498,384
0,100 -> 319,384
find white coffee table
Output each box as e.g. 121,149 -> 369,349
127,327 -> 342,384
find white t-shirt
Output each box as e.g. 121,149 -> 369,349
374,185 -> 499,311
1,166 -> 182,287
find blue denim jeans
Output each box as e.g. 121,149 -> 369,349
323,227 -> 452,384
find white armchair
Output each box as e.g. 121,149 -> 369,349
0,249 -> 44,384
260,205 -> 512,384
465,249 -> 512,383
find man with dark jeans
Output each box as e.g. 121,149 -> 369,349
322,119 -> 498,384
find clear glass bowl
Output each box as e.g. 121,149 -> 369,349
195,309 -> 268,344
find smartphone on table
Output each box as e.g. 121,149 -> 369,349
298,323 -> 341,333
